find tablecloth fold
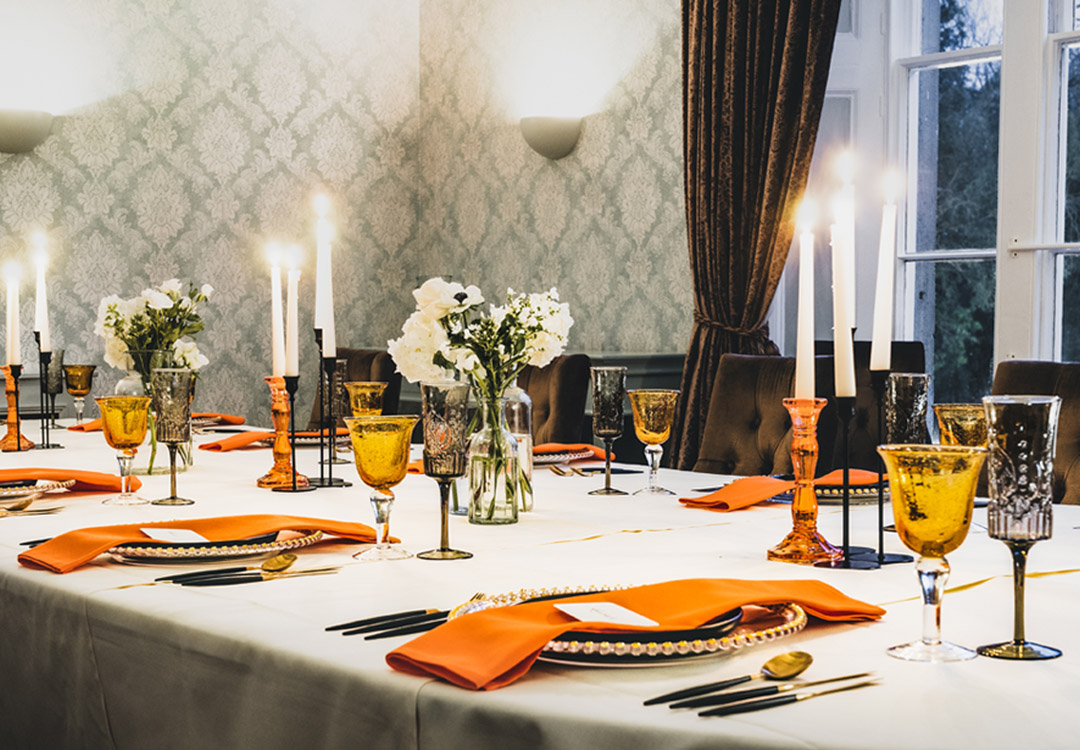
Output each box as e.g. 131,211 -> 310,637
386,578 -> 884,690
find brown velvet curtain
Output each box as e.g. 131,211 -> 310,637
672,0 -> 842,469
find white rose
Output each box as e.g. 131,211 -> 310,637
103,335 -> 132,371
387,312 -> 451,383
142,289 -> 173,310
159,278 -> 182,295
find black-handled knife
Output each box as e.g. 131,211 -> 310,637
326,609 -> 430,632
671,672 -> 872,710
342,609 -> 449,636
363,619 -> 447,640
155,566 -> 250,583
698,678 -> 880,717
180,568 -> 339,586
643,674 -> 754,706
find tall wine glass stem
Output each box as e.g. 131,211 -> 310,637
603,438 -> 614,492
1008,540 -> 1033,644
371,489 -> 394,550
117,451 -> 134,500
644,444 -> 662,491
918,556 -> 949,648
438,480 -> 452,551
74,397 -> 84,424
168,443 -> 179,500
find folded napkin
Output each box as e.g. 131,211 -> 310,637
69,412 -> 245,433
199,428 -> 348,452
0,468 -> 142,493
387,578 -> 884,690
18,514 -> 381,574
407,459 -> 425,474
680,469 -> 882,512
533,443 -> 610,461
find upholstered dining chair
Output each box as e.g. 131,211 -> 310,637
991,360 -> 1080,505
815,340 -> 926,471
517,354 -> 592,443
307,348 -> 402,430
692,353 -> 837,476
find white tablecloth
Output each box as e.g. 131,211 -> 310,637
1,426 -> 1079,750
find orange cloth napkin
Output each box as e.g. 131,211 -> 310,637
387,578 -> 885,690
0,468 -> 142,493
69,412 -> 245,432
533,443 -> 610,461
407,459 -> 425,474
18,514 -> 381,574
680,469 -> 882,512
199,428 -> 348,452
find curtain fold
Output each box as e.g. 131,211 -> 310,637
672,0 -> 842,469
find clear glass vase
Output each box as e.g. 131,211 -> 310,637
467,397 -> 520,525
503,380 -> 533,512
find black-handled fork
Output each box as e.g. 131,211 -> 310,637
671,672 -> 872,710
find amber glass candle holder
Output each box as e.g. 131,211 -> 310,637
257,375 -> 309,489
1,365 -> 34,451
767,398 -> 841,565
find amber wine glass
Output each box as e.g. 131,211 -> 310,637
627,389 -> 679,495
877,444 -> 987,662
933,404 -> 988,447
345,415 -> 419,561
344,381 -> 388,416
64,365 -> 96,424
96,396 -> 152,506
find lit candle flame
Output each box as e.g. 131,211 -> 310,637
266,242 -> 282,267
313,194 -> 330,217
287,245 -> 301,269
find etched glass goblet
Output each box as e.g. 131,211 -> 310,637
627,389 -> 679,495
977,395 -> 1062,660
877,444 -> 986,662
886,373 -> 931,443
934,403 -> 988,447
590,366 -> 627,496
63,364 -> 96,424
46,349 -> 64,427
96,396 -> 151,506
417,381 -> 472,560
345,415 -> 419,561
151,369 -> 194,506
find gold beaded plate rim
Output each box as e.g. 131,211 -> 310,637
449,585 -> 807,667
108,530 -> 324,564
0,479 -> 76,500
533,449 -> 595,466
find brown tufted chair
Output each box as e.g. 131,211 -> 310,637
307,348 -> 403,430
991,360 -> 1080,505
517,354 -> 592,443
692,354 -> 837,476
815,340 -> 926,471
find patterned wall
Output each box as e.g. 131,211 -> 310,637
0,0 -> 420,421
416,0 -> 690,353
0,0 -> 690,422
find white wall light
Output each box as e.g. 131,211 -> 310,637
0,110 -> 54,153
519,116 -> 582,160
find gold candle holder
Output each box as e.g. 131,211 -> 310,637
1,365 -> 34,452
257,375 -> 309,489
768,398 -> 841,565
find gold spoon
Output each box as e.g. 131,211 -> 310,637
115,552 -> 299,589
644,651 -> 814,706
1,496 -> 40,512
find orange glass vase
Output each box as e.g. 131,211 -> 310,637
1,365 -> 33,452
767,398 -> 840,565
257,376 -> 308,489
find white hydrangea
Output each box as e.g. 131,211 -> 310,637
413,277 -> 483,321
387,311 -> 451,383
103,334 -> 132,371
142,288 -> 173,310
159,278 -> 183,295
173,337 -> 209,370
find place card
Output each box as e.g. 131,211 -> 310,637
140,528 -> 210,544
554,602 -> 658,628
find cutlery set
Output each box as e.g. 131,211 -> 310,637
547,465 -> 642,477
327,593 -> 485,640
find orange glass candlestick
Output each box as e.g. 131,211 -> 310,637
768,397 -> 841,564
257,375 -> 308,489
1,365 -> 34,452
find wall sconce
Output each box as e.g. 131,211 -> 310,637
520,116 -> 582,160
0,110 -> 54,153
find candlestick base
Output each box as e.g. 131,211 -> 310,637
257,375 -> 310,489
1,365 -> 34,452
768,398 -> 841,565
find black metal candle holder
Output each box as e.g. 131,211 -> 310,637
11,363 -> 23,452
33,333 -> 61,449
866,368 -> 913,565
272,374 -> 316,494
308,330 -> 350,489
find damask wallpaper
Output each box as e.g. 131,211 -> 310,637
0,0 -> 689,423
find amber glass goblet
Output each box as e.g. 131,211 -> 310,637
627,389 -> 679,495
877,444 -> 986,662
933,403 -> 988,447
344,381 -> 387,416
64,365 -> 96,424
345,415 -> 419,561
96,396 -> 152,506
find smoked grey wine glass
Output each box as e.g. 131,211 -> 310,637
589,366 -> 627,496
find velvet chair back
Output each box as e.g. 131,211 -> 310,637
692,353 -> 836,476
991,360 -> 1080,505
307,348 -> 402,430
517,354 -> 592,444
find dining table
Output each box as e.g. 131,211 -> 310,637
1,424 -> 1078,750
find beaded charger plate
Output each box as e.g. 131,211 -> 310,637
532,449 -> 596,466
0,479 -> 76,501
768,475 -> 887,506
449,585 -> 807,667
107,530 -> 324,564
257,435 -> 351,448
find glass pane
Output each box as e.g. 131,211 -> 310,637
1064,46 -> 1080,241
913,61 -> 1000,252
921,0 -> 1003,54
911,259 -> 995,403
1061,255 -> 1080,361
